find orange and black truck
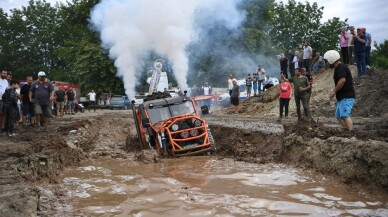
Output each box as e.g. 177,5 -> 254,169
131,93 -> 215,157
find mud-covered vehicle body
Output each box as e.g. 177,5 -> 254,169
132,95 -> 215,157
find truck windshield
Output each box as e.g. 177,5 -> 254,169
147,107 -> 171,124
147,101 -> 195,124
170,101 -> 195,116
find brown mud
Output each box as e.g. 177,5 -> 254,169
0,67 -> 387,216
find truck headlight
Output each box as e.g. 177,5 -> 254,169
181,130 -> 190,139
190,129 -> 199,137
171,124 -> 179,131
193,119 -> 202,127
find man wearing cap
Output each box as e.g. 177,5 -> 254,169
29,71 -> 55,131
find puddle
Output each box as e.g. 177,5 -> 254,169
62,157 -> 388,216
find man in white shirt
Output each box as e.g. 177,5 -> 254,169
303,41 -> 313,73
87,90 -> 97,112
227,74 -> 234,96
0,69 -> 9,131
202,82 -> 212,109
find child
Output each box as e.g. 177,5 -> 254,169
278,76 -> 292,120
2,80 -> 20,136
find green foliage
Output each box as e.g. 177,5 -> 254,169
372,40 -> 388,69
268,0 -> 347,54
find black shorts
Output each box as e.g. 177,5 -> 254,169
22,103 -> 36,116
231,97 -> 239,106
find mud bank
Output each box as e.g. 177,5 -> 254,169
209,117 -> 388,190
0,111 -> 132,217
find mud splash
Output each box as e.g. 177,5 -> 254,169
61,157 -> 388,216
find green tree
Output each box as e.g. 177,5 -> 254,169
372,40 -> 388,69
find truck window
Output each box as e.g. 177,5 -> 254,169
147,107 -> 171,124
170,102 -> 195,116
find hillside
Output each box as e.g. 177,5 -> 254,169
214,66 -> 388,120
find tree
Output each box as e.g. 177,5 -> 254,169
372,40 -> 388,69
268,0 -> 347,54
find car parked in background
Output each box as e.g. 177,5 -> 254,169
109,95 -> 131,110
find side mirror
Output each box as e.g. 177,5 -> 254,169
142,118 -> 150,128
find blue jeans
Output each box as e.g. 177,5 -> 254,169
258,80 -> 264,93
355,52 -> 366,76
313,63 -> 325,74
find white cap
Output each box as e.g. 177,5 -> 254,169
38,71 -> 46,77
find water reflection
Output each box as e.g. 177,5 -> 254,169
62,157 -> 388,217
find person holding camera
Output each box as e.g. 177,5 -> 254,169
351,28 -> 367,77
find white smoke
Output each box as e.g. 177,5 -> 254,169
90,0 -> 243,99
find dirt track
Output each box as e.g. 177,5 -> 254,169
0,68 -> 387,216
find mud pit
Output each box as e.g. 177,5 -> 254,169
0,68 -> 387,216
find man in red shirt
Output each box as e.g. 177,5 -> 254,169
278,76 -> 292,120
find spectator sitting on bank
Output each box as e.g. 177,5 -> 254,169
263,76 -> 275,91
311,52 -> 325,74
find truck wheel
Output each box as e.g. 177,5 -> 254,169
208,131 -> 216,154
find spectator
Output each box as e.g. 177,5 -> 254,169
55,86 -> 66,117
363,28 -> 372,69
2,80 -> 19,136
0,69 -> 9,131
263,76 -> 275,91
230,79 -> 240,114
301,68 -> 313,106
202,82 -> 212,109
348,26 -> 356,65
303,41 -> 313,73
311,52 -> 325,74
66,87 -> 76,114
298,46 -> 304,70
325,50 -> 356,131
245,73 -> 253,98
278,76 -> 292,120
88,90 -> 97,112
256,65 -> 266,94
351,28 -> 366,77
339,27 -> 349,65
252,72 -> 259,96
288,49 -> 295,77
279,53 -> 288,79
20,76 -> 36,126
281,68 -> 311,121
227,74 -> 234,96
29,71 -> 55,131
293,51 -> 299,70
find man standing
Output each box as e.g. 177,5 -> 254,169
55,86 -> 66,117
20,76 -> 36,126
347,26 -> 355,65
66,86 -> 76,115
339,27 -> 349,65
2,80 -> 19,136
245,73 -> 252,98
288,49 -> 295,77
282,68 -> 311,121
252,72 -> 259,96
324,50 -> 356,131
363,28 -> 372,69
352,28 -> 366,77
88,90 -> 97,112
303,41 -> 313,73
227,74 -> 234,96
230,79 -> 240,114
0,69 -> 8,131
29,71 -> 54,131
202,82 -> 212,109
279,53 -> 288,78
256,65 -> 266,94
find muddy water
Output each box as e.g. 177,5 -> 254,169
62,157 -> 388,217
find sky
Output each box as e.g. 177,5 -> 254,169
0,0 -> 387,44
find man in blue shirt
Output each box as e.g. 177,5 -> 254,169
351,28 -> 366,77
